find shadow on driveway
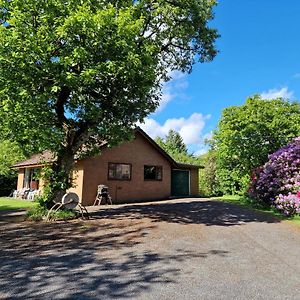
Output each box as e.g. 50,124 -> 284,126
90,198 -> 280,227
0,218 -> 228,299
0,199 -> 281,299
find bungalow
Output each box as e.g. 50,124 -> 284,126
12,128 -> 201,206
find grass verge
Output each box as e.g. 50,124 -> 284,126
26,205 -> 79,222
212,195 -> 300,226
0,197 -> 38,211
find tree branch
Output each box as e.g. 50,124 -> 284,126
55,86 -> 70,127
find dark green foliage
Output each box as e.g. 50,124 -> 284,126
26,204 -> 78,222
0,140 -> 25,196
0,140 -> 25,175
26,205 -> 48,222
211,96 -> 300,195
157,129 -> 188,154
0,0 -> 218,204
199,150 -> 222,197
0,175 -> 17,196
155,130 -> 199,164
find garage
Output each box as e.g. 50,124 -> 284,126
171,169 -> 190,197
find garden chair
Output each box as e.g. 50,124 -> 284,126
27,189 -> 40,200
13,188 -> 29,199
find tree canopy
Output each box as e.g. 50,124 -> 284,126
211,95 -> 300,194
155,130 -> 198,164
156,129 -> 187,154
0,0 -> 218,202
0,140 -> 24,176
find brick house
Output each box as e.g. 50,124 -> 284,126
12,128 -> 201,205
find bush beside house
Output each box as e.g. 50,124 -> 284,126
249,137 -> 300,216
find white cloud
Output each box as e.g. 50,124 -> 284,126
260,87 -> 293,100
194,148 -> 209,156
157,71 -> 189,112
139,113 -> 211,155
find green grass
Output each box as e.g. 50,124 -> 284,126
26,205 -> 79,222
0,197 -> 38,211
212,195 -> 300,226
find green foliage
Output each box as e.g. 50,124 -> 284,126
156,130 -> 187,154
47,208 -> 79,221
26,205 -> 48,222
36,166 -> 74,208
26,204 -> 78,221
0,176 -> 17,197
0,0 -> 218,203
0,140 -> 24,176
0,140 -> 25,196
211,96 -> 300,195
155,130 -> 199,164
199,150 -> 222,196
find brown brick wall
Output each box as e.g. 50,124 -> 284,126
190,168 -> 199,196
68,162 -> 84,203
81,134 -> 172,205
15,132 -> 200,204
17,169 -> 24,190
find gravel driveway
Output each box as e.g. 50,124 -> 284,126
0,198 -> 299,300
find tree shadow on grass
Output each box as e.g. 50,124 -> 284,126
91,199 -> 281,227
0,221 -> 228,299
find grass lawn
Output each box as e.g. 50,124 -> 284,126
212,195 -> 300,226
0,197 -> 38,211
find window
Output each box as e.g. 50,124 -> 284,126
144,165 -> 163,181
108,163 -> 131,180
23,168 -> 40,189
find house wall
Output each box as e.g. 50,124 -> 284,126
81,134 -> 172,205
16,165 -> 82,198
68,162 -> 84,203
190,168 -> 199,196
17,169 -> 24,190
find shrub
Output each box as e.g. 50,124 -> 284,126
26,205 -> 48,222
249,137 -> 300,215
199,150 -> 223,197
48,209 -> 79,221
26,204 -> 78,222
0,174 -> 17,196
249,137 -> 300,203
274,193 -> 300,217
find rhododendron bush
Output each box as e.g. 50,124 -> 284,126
249,137 -> 300,216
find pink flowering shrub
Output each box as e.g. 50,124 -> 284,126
274,193 -> 300,216
249,137 -> 300,216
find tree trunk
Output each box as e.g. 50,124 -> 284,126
46,149 -> 75,206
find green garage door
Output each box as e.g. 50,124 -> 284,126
171,170 -> 190,197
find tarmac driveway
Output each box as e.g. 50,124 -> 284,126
0,198 -> 299,300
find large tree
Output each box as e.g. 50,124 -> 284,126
155,130 -> 198,164
0,0 -> 218,202
156,129 -> 187,154
212,96 -> 300,194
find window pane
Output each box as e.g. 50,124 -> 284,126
108,169 -> 115,179
116,164 -> 123,179
108,163 -> 131,180
144,166 -> 163,181
121,164 -> 131,179
157,167 -> 162,180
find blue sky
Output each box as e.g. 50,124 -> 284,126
140,0 -> 300,155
